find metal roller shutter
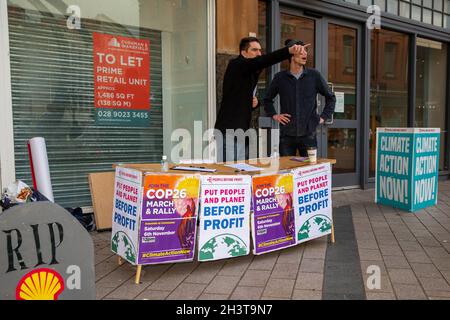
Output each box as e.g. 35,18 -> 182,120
8,6 -> 163,208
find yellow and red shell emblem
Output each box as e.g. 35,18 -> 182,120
16,268 -> 64,300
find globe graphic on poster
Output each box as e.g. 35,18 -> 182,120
112,231 -> 136,263
298,215 -> 332,241
199,234 -> 248,261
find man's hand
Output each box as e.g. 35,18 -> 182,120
288,43 -> 311,55
273,114 -> 291,125
252,96 -> 258,108
320,117 -> 325,124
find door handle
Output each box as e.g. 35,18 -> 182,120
324,82 -> 335,125
328,82 -> 334,92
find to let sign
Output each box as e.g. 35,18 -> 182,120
93,33 -> 150,127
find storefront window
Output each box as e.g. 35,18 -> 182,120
400,2 -> 411,18
412,5 -> 422,21
423,8 -> 433,24
342,0 -> 450,28
258,0 -> 268,89
254,0 -> 268,128
369,29 -> 409,177
415,38 -> 448,171
375,0 -> 387,10
328,24 -> 357,121
387,0 -> 399,15
7,0 -> 209,207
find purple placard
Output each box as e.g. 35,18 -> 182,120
138,218 -> 196,264
138,174 -> 200,264
252,174 -> 296,255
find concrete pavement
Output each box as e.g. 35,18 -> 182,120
92,180 -> 450,300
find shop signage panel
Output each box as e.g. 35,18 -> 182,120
93,33 -> 150,126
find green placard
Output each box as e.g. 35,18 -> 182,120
376,128 -> 440,212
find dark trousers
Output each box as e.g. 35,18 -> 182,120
215,133 -> 249,162
279,133 -> 317,157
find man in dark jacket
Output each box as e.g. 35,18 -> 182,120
214,37 -> 306,161
264,39 -> 336,157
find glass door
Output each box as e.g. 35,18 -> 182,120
279,10 -> 362,187
321,19 -> 361,187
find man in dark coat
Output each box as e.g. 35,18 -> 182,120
214,37 -> 307,161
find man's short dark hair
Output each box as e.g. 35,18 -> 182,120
284,39 -> 305,47
284,39 -> 305,62
239,37 -> 260,52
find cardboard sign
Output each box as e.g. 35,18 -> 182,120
292,163 -> 333,244
375,128 -> 440,212
111,167 -> 142,265
251,173 -> 296,255
89,171 -> 115,230
198,176 -> 251,262
93,33 -> 150,126
0,202 -> 95,300
139,174 -> 200,264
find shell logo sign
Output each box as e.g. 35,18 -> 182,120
16,268 -> 64,300
0,203 -> 95,300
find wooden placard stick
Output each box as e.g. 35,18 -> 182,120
135,265 -> 143,284
331,223 -> 336,244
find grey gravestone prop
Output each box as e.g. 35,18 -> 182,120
0,202 -> 95,300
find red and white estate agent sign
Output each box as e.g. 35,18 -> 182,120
93,33 -> 150,126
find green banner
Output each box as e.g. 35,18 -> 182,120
376,128 -> 440,212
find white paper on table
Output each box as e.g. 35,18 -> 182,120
224,163 -> 263,172
171,166 -> 217,173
